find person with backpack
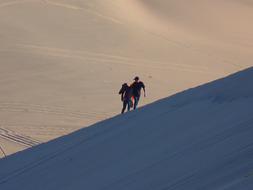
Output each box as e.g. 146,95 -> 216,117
119,83 -> 133,114
131,76 -> 146,110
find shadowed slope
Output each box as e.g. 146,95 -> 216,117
0,67 -> 253,189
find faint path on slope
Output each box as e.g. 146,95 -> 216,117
0,127 -> 40,147
20,44 -> 207,69
1,124 -> 80,139
0,0 -> 122,24
43,0 -> 122,24
0,101 -> 112,154
145,31 -> 244,70
5,44 -> 219,75
0,0 -> 36,8
0,102 -> 111,121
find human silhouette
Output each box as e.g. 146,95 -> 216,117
119,83 -> 133,114
130,76 -> 146,110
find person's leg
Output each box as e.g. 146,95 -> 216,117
134,96 -> 140,110
121,100 -> 127,114
127,99 -> 131,111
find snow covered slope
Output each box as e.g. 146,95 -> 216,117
0,67 -> 253,189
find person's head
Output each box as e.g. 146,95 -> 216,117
134,76 -> 139,82
122,83 -> 128,87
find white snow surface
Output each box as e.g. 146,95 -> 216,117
0,68 -> 253,190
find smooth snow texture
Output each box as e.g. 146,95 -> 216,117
0,68 -> 253,190
1,0 -> 253,156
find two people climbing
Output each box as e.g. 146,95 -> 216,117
119,76 -> 146,114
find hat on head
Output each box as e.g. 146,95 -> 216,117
134,76 -> 139,81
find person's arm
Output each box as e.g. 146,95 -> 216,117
120,86 -> 126,101
122,90 -> 126,101
119,87 -> 123,101
142,82 -> 146,97
119,87 -> 123,94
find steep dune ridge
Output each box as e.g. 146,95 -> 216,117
0,68 -> 253,189
0,0 -> 253,156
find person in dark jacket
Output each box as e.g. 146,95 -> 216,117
131,76 -> 146,110
119,83 -> 133,114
